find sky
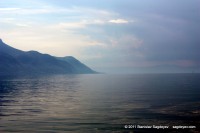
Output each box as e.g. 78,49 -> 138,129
0,0 -> 200,73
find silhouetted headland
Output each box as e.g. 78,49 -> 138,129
0,39 -> 97,76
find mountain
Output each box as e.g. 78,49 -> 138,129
56,56 -> 95,74
0,39 -> 96,76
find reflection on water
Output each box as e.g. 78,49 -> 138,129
0,74 -> 200,132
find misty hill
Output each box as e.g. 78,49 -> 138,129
0,39 -> 96,76
56,56 -> 95,74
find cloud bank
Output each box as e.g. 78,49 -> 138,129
0,0 -> 199,73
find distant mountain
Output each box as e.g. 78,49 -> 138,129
0,39 -> 96,76
56,56 -> 95,74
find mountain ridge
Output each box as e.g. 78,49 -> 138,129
0,39 -> 97,76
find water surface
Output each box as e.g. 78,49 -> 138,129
0,74 -> 200,132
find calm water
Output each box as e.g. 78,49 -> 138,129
0,74 -> 200,133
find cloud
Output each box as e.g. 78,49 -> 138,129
0,7 -> 51,14
16,24 -> 30,27
0,17 -> 15,23
109,19 -> 129,24
49,20 -> 102,31
50,19 -> 115,31
111,35 -> 143,48
56,22 -> 86,29
0,7 -> 21,11
0,6 -> 118,28
0,6 -> 116,18
1,0 -> 199,73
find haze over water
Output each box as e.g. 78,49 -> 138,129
0,74 -> 200,132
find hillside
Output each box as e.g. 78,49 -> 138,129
0,39 -> 96,76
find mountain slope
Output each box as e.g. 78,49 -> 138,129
0,39 -> 96,76
0,39 -> 24,56
57,56 -> 97,74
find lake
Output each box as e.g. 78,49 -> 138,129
0,74 -> 200,133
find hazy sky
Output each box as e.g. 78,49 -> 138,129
0,0 -> 200,73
